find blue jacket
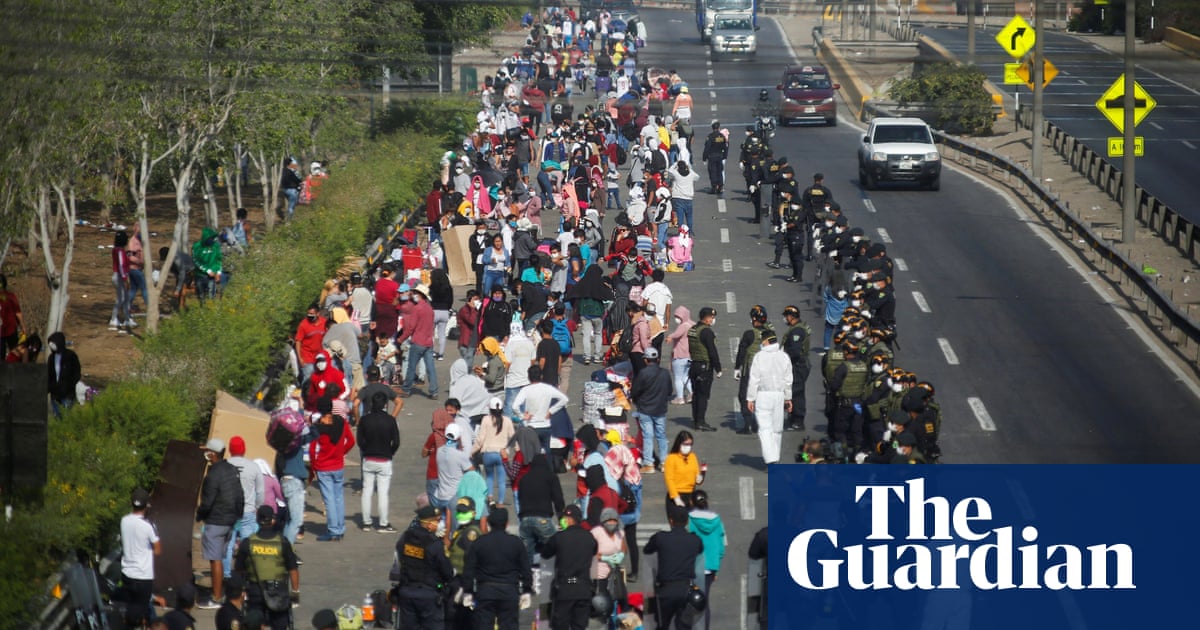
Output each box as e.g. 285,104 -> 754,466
687,509 -> 727,573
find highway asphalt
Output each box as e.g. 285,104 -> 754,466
190,8 -> 1200,629
915,24 -> 1200,226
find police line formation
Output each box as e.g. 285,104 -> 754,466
126,3 -> 950,630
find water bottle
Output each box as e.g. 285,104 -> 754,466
362,593 -> 375,622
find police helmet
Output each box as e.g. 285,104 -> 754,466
758,88 -> 769,101
750,304 -> 768,323
917,381 -> 936,396
782,305 -> 801,319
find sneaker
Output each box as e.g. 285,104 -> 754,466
640,465 -> 656,474
108,319 -> 120,330
316,533 -> 343,542
670,398 -> 686,405
785,277 -> 800,283
197,598 -> 223,610
360,523 -> 373,532
765,262 -> 782,269
295,555 -> 303,566
436,354 -> 445,361
377,524 -> 398,533
123,319 -> 138,328
780,263 -> 792,269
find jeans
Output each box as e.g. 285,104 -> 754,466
519,516 -> 558,565
824,322 -> 836,350
674,198 -> 694,233
671,358 -> 692,401
281,476 -> 305,544
481,451 -> 507,505
459,345 -> 476,365
503,387 -> 522,419
634,411 -> 668,469
283,187 -> 299,219
606,187 -> 622,210
433,310 -> 450,356
403,343 -> 439,397
534,427 -> 552,459
483,270 -> 507,296
224,511 -> 258,578
128,268 -> 148,309
580,316 -> 603,360
361,459 -> 393,527
111,273 -> 130,324
316,469 -> 346,536
657,221 -> 669,250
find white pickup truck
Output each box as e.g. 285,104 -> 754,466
857,117 -> 941,191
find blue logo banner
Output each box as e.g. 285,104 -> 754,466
767,465 -> 1200,629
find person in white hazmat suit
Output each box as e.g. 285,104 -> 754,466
745,329 -> 793,465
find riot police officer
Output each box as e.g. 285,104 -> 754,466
734,306 -> 774,435
235,506 -> 300,630
701,121 -> 728,194
782,197 -> 807,282
447,497 -> 482,630
395,505 -> 454,629
827,340 -> 870,451
780,306 -> 812,430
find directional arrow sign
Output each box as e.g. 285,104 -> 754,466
1016,58 -> 1058,90
1095,74 -> 1157,134
996,15 -> 1036,59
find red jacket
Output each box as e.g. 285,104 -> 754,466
309,416 -> 355,472
304,350 -> 346,411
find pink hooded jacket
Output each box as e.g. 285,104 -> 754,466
667,305 -> 694,360
668,227 -> 693,264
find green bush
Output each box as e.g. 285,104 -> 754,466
888,62 -> 993,135
1,126 -> 451,625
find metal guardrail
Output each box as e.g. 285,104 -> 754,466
1014,105 -> 1200,262
932,128 -> 1200,352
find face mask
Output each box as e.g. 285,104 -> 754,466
835,226 -> 845,234
48,342 -> 58,353
673,316 -> 682,325
710,318 -> 717,326
477,228 -> 486,234
836,290 -> 848,299
288,398 -> 301,412
547,300 -> 557,307
412,295 -> 419,302
472,300 -> 482,308
850,300 -> 862,308
824,221 -> 835,229
315,360 -> 327,370
509,221 -> 518,228
559,517 -> 569,530
891,383 -> 904,393
872,364 -> 884,374
680,445 -> 692,455
307,314 -> 318,322
446,438 -> 457,447
887,423 -> 899,433
853,330 -> 866,340
455,512 -> 475,525
603,522 -> 620,534
852,236 -> 862,243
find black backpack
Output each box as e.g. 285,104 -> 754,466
616,144 -> 628,166
615,322 -> 635,359
621,123 -> 638,141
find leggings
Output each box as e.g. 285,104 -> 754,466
624,522 -> 639,577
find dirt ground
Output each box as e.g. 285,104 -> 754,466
4,190 -> 274,389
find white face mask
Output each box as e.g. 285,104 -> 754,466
891,383 -> 904,393
48,342 -> 58,353
680,445 -> 692,455
824,221 -> 835,229
673,316 -> 682,325
887,422 -> 899,432
836,290 -> 848,299
850,300 -> 862,308
853,330 -> 866,340
871,364 -> 884,374
472,300 -> 482,309
710,318 -> 717,326
315,360 -> 328,370
851,236 -> 862,243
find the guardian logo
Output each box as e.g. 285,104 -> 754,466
787,478 -> 1135,591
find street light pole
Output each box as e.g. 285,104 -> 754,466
1031,1 -> 1045,181
1122,0 -> 1137,243
967,0 -> 976,66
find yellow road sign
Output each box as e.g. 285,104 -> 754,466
996,15 -> 1036,59
1108,136 -> 1145,158
1016,58 -> 1058,90
1096,74 -> 1157,134
1003,63 -> 1023,85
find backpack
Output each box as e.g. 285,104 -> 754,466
615,144 -> 628,166
618,477 -> 638,513
615,322 -> 635,359
621,123 -> 638,141
266,407 -> 306,453
552,317 -> 573,355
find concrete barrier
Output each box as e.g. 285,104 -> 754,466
1164,27 -> 1200,58
814,33 -> 873,121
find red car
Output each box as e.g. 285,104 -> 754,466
776,65 -> 840,126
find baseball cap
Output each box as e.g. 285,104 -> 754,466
255,505 -> 275,526
488,397 -> 504,411
456,497 -> 476,512
643,347 -> 659,360
205,438 -> 225,453
563,505 -> 583,522
416,505 -> 440,521
444,424 -> 462,441
131,487 -> 151,509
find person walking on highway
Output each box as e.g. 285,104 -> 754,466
309,397 -> 355,542
687,490 -> 727,630
746,330 -> 792,465
397,283 -> 439,399
663,430 -> 702,513
734,306 -> 774,435
119,488 -> 161,627
667,160 -> 700,234
701,121 -> 728,195
358,391 -> 401,533
196,438 -> 244,610
644,504 -> 705,629
234,506 -> 300,630
686,307 -> 721,433
631,347 -> 672,474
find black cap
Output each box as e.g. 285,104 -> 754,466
888,409 -> 912,426
562,505 -> 583,522
487,507 -> 510,529
761,330 -> 777,344
456,496 -> 476,512
366,364 -> 382,378
416,505 -> 440,521
814,172 -> 824,180
867,243 -> 887,258
834,215 -> 848,227
312,609 -> 339,630
176,582 -> 197,607
896,431 -> 918,447
131,487 -> 151,509
224,575 -> 245,599
256,505 -> 276,526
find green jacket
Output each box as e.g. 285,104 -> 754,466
192,227 -> 223,276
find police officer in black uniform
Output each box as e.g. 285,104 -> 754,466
395,505 -> 454,629
701,121 -> 728,195
766,166 -> 797,269
539,505 -> 597,630
644,504 -> 705,629
235,506 -> 300,630
782,195 -> 807,283
462,508 -> 533,630
780,306 -> 812,430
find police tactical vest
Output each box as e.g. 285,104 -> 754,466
784,324 -> 812,367
398,528 -> 438,588
688,323 -> 711,364
248,533 -> 287,582
823,348 -> 846,382
449,523 -> 482,574
741,324 -> 774,370
865,376 -> 890,421
838,359 -> 869,399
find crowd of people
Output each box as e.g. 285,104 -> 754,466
107,1 -> 954,629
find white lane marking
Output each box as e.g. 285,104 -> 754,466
740,476 -> 755,520
774,15 -> 801,62
720,228 -> 730,243
709,90 -> 717,99
949,154 -> 1200,402
711,104 -> 718,112
718,198 -> 727,213
1184,140 -> 1198,150
706,59 -> 713,67
863,198 -> 876,213
937,337 -> 960,365
894,257 -> 908,271
1148,121 -> 1163,130
707,69 -> 714,77
708,79 -> 715,87
877,227 -> 893,243
968,397 -> 997,431
726,291 -> 737,313
722,258 -> 733,272
912,291 -> 932,313
740,574 -> 748,630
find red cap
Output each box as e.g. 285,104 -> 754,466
229,436 -> 246,456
